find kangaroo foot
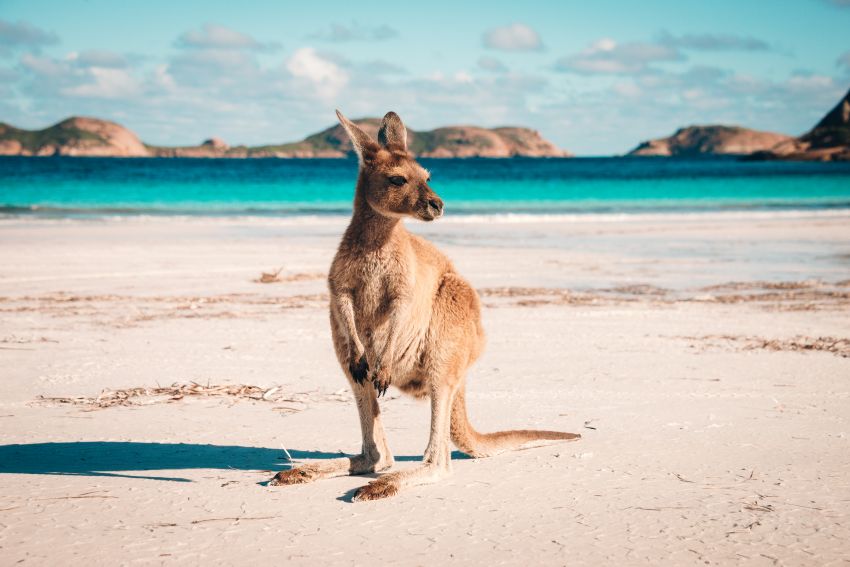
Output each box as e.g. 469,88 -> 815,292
269,465 -> 320,486
352,464 -> 449,501
353,475 -> 400,501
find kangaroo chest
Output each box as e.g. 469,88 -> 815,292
350,251 -> 411,324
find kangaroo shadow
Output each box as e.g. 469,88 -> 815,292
0,442 -> 469,483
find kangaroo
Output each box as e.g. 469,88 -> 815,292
269,110 -> 580,501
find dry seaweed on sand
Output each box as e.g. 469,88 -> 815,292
699,280 -> 823,292
254,268 -> 324,284
33,382 -> 304,409
741,336 -> 850,357
678,335 -> 850,358
256,267 -> 284,283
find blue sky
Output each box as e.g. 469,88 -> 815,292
1,0 -> 849,154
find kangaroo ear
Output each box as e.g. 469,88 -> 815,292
336,109 -> 379,164
378,111 -> 407,151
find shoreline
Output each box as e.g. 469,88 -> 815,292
4,206 -> 850,224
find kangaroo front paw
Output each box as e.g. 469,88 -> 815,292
370,364 -> 391,398
269,466 -> 317,486
353,476 -> 400,501
348,355 -> 369,385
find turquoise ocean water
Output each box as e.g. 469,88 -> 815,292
2,156 -> 850,217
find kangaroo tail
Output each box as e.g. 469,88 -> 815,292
450,385 -> 580,458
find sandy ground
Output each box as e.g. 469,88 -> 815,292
1,213 -> 849,566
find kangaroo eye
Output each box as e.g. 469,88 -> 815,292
389,176 -> 406,186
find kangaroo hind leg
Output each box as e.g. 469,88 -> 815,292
270,381 -> 393,485
352,379 -> 456,501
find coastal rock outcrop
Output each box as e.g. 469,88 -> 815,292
0,117 -> 149,157
0,116 -> 571,158
628,125 -> 792,157
239,120 -> 571,158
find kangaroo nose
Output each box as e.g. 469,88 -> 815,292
428,198 -> 443,214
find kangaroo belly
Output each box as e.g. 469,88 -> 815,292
351,277 -> 432,385
359,297 -> 428,372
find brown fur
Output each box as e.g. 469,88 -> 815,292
269,110 -> 579,499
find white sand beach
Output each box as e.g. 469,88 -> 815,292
1,212 -> 849,565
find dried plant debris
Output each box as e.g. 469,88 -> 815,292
256,267 -> 283,283
0,292 -> 329,326
693,289 -> 850,308
602,284 -> 669,296
700,280 -> 823,292
32,382 -> 347,411
477,287 -> 634,307
1,335 -> 57,344
679,335 -> 850,358
478,281 -> 849,309
743,501 -> 775,513
1,279 -> 847,325
692,280 -> 850,310
255,269 -> 324,284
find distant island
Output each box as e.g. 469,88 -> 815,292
2,87 -> 847,160
628,87 -> 850,161
0,117 -> 570,159
628,125 -> 792,157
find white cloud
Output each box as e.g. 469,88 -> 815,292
286,47 -> 348,99
309,22 -> 398,42
556,31 -> 777,79
170,49 -> 258,77
62,67 -> 140,98
176,24 -> 279,51
657,30 -> 771,52
19,52 -> 141,100
453,71 -> 473,84
482,23 -> 542,51
0,19 -> 58,55
150,64 -> 177,92
20,53 -> 65,76
785,73 -> 836,92
74,49 -> 128,69
555,38 -> 682,74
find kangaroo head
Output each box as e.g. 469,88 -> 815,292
336,109 -> 444,222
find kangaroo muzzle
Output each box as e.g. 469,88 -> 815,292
421,193 -> 444,221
